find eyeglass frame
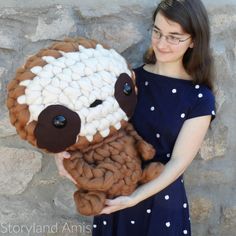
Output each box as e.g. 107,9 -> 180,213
151,26 -> 192,45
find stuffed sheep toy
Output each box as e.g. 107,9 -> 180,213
7,38 -> 164,216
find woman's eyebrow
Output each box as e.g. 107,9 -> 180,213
153,25 -> 184,36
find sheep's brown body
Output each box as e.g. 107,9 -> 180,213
64,123 -> 164,216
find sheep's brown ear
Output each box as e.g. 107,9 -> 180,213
114,73 -> 137,118
34,105 -> 81,153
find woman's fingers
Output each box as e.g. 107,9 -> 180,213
65,174 -> 77,184
131,70 -> 138,94
54,151 -> 77,184
55,151 -> 71,159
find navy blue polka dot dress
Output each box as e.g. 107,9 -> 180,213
92,65 -> 215,236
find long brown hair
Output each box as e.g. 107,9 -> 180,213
144,0 -> 214,90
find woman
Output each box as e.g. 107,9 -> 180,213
56,0 -> 216,235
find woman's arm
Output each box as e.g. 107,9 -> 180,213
100,115 -> 212,214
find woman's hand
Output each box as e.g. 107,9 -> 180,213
99,195 -> 138,215
54,151 -> 77,184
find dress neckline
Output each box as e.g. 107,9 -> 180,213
141,65 -> 194,84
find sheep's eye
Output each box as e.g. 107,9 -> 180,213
123,82 -> 132,95
52,115 -> 67,128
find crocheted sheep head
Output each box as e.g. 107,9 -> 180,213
7,38 -> 137,153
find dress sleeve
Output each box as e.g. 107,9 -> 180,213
187,88 -> 216,121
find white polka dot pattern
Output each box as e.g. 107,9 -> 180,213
75,61 -> 212,234
165,195 -> 170,200
165,222 -> 171,227
146,209 -> 151,213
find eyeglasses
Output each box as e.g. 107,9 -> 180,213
151,28 -> 191,45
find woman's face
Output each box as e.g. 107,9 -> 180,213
151,12 -> 193,64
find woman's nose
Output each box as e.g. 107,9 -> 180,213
156,36 -> 168,48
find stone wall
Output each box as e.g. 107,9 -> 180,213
0,0 -> 235,235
